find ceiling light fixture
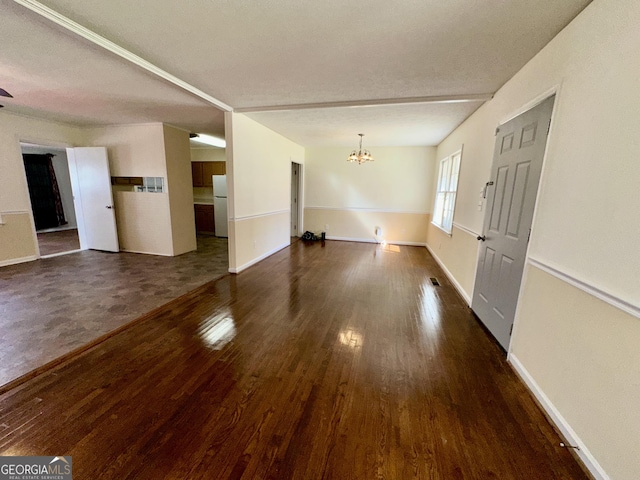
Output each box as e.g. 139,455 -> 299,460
348,134 -> 374,165
190,133 -> 226,148
0,88 -> 12,108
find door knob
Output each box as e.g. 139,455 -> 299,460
477,235 -> 486,241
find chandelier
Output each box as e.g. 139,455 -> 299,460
347,134 -> 374,164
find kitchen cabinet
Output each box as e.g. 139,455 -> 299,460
202,163 -> 215,187
194,204 -> 215,234
191,162 -> 226,187
191,163 -> 204,187
211,162 -> 226,175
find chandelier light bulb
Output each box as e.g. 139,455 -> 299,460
347,133 -> 374,165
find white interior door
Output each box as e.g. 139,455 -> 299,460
471,96 -> 555,350
67,147 -> 119,252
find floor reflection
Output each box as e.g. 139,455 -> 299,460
198,310 -> 237,350
338,328 -> 363,348
418,281 -> 443,337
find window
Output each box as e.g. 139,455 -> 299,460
432,150 -> 461,234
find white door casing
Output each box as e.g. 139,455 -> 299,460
67,147 -> 119,252
471,96 -> 555,350
291,162 -> 300,236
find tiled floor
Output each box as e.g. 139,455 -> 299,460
37,228 -> 81,256
0,236 -> 229,387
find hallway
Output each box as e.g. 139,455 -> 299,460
0,240 -> 587,479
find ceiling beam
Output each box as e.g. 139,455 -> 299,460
12,0 -> 233,112
234,93 -> 494,113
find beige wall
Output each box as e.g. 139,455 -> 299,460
232,212 -> 291,270
163,125 -> 196,255
0,111 -> 83,265
225,112 -> 305,272
0,115 -> 192,262
83,123 -> 196,256
428,0 -> 640,478
190,147 -> 226,162
304,209 -> 429,245
425,223 -> 478,303
511,266 -> 640,480
83,123 -> 167,177
83,123 -> 173,255
0,213 -> 38,266
111,191 -> 173,256
305,146 -> 435,244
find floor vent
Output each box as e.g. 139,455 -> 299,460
430,277 -> 440,286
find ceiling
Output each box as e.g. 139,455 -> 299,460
0,0 -> 591,146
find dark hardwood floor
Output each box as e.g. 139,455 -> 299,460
0,240 -> 588,479
0,236 -> 228,388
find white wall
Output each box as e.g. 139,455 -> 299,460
429,0 -> 640,478
225,112 -> 305,272
305,146 -> 435,245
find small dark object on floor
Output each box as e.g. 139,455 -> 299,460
301,231 -> 325,241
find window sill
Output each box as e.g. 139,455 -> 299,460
431,221 -> 453,237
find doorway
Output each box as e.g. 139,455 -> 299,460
291,162 -> 302,237
471,95 -> 555,350
21,143 -> 80,257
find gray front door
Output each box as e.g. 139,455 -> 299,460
472,96 -> 555,350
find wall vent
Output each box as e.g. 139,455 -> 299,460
430,277 -> 440,286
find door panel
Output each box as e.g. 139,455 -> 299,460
67,147 -> 119,253
489,166 -> 509,233
471,96 -> 555,350
505,161 -> 531,238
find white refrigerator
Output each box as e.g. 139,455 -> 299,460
213,174 -> 228,237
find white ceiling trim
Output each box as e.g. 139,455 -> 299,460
234,93 -> 494,113
11,0 -> 233,112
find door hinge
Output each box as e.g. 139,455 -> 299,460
527,228 -> 531,242
495,127 -> 500,136
510,324 -> 514,336
546,119 -> 551,136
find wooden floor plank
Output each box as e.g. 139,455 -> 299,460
0,240 -> 588,479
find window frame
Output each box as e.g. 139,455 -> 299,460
431,149 -> 462,235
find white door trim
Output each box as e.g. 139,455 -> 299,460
17,138 -> 75,259
291,159 -> 304,236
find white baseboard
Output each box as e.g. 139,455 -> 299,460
508,354 -> 609,480
424,243 -> 471,305
36,225 -> 78,233
0,255 -> 37,268
119,248 -> 172,257
229,242 -> 289,274
325,235 -> 426,247
41,249 -> 83,259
